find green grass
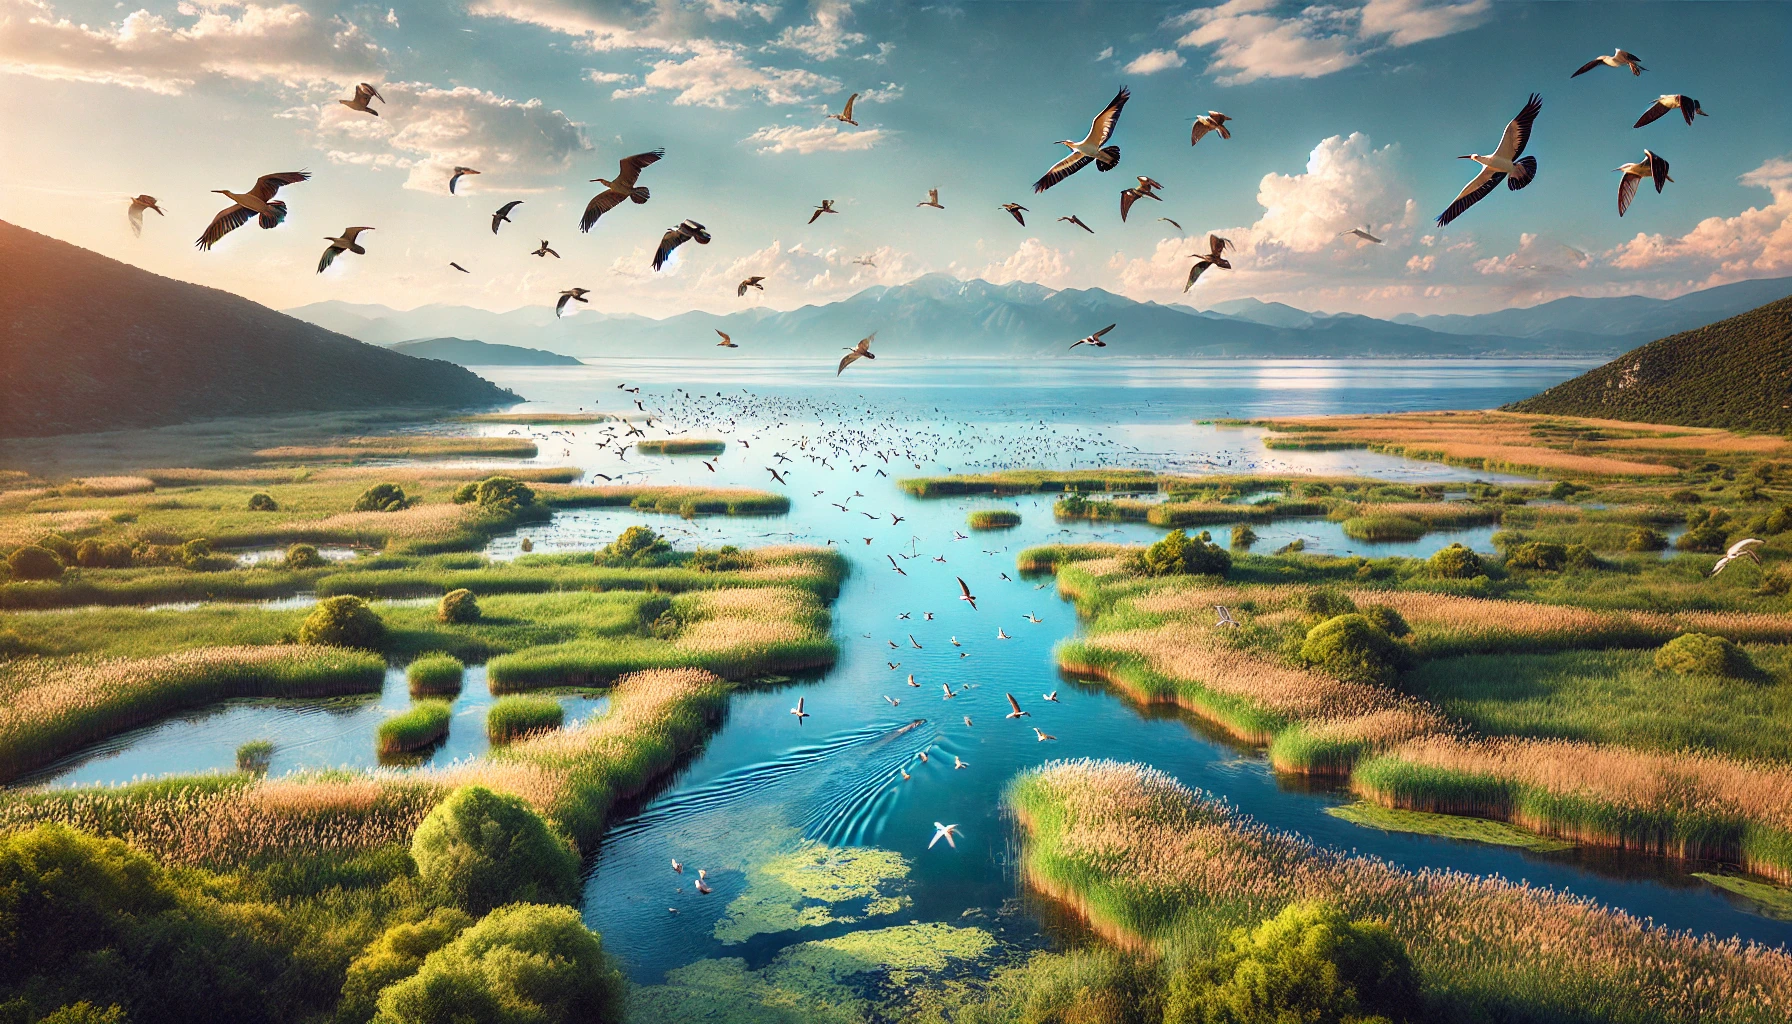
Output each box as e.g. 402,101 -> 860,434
967,509 -> 1020,530
1325,800 -> 1576,852
485,634 -> 836,691
536,484 -> 787,517
1341,515 -> 1428,541
451,412 -> 614,425
252,436 -> 540,461
636,439 -> 726,455
486,694 -> 564,742
376,700 -> 452,756
235,739 -> 273,773
1695,872 -> 1792,921
899,469 -> 1163,497
405,653 -> 464,696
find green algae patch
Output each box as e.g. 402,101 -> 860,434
1696,872 -> 1792,921
713,841 -> 913,944
1326,800 -> 1575,853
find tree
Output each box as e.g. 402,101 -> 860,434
6,545 -> 63,581
298,596 -> 386,650
1130,529 -> 1230,578
353,484 -> 411,513
410,786 -> 580,915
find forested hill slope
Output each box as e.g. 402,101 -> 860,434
1504,295 -> 1792,432
0,221 -> 517,438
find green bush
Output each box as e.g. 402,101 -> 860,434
452,482 -> 479,504
408,654 -> 466,696
235,740 -> 274,774
284,543 -> 328,570
34,533 -> 76,563
593,525 -> 672,567
1301,589 -> 1357,621
1230,525 -> 1257,550
1164,902 -> 1417,1024
298,595 -> 386,650
1300,615 -> 1405,686
37,1004 -> 127,1024
1624,527 -> 1668,552
339,908 -> 473,1024
1654,633 -> 1752,678
353,483 -> 411,513
1360,605 -> 1410,638
688,545 -> 751,572
1341,515 -> 1426,542
1507,541 -> 1573,571
7,545 -> 64,581
1765,505 -> 1792,535
1758,565 -> 1792,597
410,786 -> 580,915
1676,508 -> 1733,553
487,696 -> 564,743
73,539 -> 127,569
246,492 -> 278,512
1057,492 -> 1091,517
1426,543 -> 1482,579
378,700 -> 453,756
473,476 -> 535,511
1128,529 -> 1230,578
1668,489 -> 1701,504
370,904 -> 623,1024
436,588 -> 480,624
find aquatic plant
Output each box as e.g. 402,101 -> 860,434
407,654 -> 465,696
1341,515 -> 1427,542
637,439 -> 726,455
235,740 -> 274,774
298,595 -> 386,650
1230,525 -> 1257,549
436,588 -> 479,623
378,701 -> 452,756
486,695 -> 564,742
410,785 -> 580,914
968,509 -> 1021,530
593,525 -> 672,567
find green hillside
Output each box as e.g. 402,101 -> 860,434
1505,294 -> 1792,432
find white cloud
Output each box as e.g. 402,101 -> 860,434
1358,0 -> 1489,46
1094,46 -> 1113,61
859,81 -> 902,103
1602,153 -> 1792,284
745,123 -> 884,153
584,69 -> 634,84
1123,48 -> 1185,74
615,45 -> 838,107
1170,0 -> 1488,85
1252,132 -> 1412,252
776,0 -> 864,59
979,238 -> 1071,287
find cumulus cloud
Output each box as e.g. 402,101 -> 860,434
1358,0 -> 1489,45
1602,153 -> 1792,284
744,123 -> 883,153
1122,48 -> 1185,74
0,0 -> 381,93
612,45 -> 838,106
978,238 -> 1072,287
1170,0 -> 1488,85
776,0 -> 864,59
1094,46 -> 1113,61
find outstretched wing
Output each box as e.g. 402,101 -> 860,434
1184,260 -> 1211,292
1571,58 -> 1602,78
318,245 -> 340,273
1033,152 -> 1092,193
1087,86 -> 1129,146
251,170 -> 309,201
1634,100 -> 1672,128
1119,189 -> 1138,221
1436,166 -> 1503,226
195,203 -> 254,250
612,149 -> 664,189
1495,94 -> 1542,159
1617,172 -> 1640,216
1091,323 -> 1115,339
1651,153 -> 1670,192
128,204 -> 145,237
555,293 -> 571,317
581,190 -> 629,232
836,350 -> 860,376
841,92 -> 857,120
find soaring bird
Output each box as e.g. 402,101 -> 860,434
738,275 -> 766,296
1184,234 -> 1234,291
555,287 -> 590,317
449,262 -> 470,273
532,239 -> 560,258
1190,111 -> 1233,145
1572,48 -> 1645,77
1004,693 -> 1028,719
1711,538 -> 1764,577
580,149 -> 663,232
852,255 -> 877,268
318,226 -> 373,273
917,188 -> 944,209
1034,86 -> 1128,192
1069,324 -> 1116,350
828,92 -> 859,126
1059,214 -> 1094,233
1340,226 -> 1383,244
790,696 -> 809,722
1616,149 -> 1672,216
195,171 -> 309,250
809,199 -> 838,225
956,576 -> 977,610
1033,727 -> 1057,742
715,330 -> 738,348
1215,606 -> 1241,628
652,219 -> 711,271
339,82 -> 383,116
127,195 -> 165,237
448,166 -> 479,194
1119,183 -> 1163,222
1435,94 -> 1541,227
929,822 -> 960,849
1635,94 -> 1708,128
1000,202 -> 1028,225
491,200 -> 523,234
838,332 -> 876,375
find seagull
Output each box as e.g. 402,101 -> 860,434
1033,727 -> 1057,742
491,201 -> 523,234
929,822 -> 960,849
1158,216 -> 1183,231
738,276 -> 766,296
909,634 -> 922,648
448,166 -> 480,194
1000,202 -> 1028,225
790,696 -> 809,721
1216,605 -> 1241,628
195,171 -> 308,250
1572,48 -> 1645,77
1341,227 -> 1383,244
122,195 -> 168,239
1070,324 -> 1115,350
532,239 -> 560,258
1043,690 -> 1059,702
317,226 -> 373,273
1034,86 -> 1129,192
950,636 -> 962,647
580,149 -> 663,232
838,332 -> 876,375
338,82 -> 384,116
1119,180 -> 1164,221
917,188 -> 944,209
672,859 -> 683,874
1435,94 -> 1542,227
1616,150 -> 1672,216
1189,111 -> 1233,145
1635,94 -> 1708,128
809,200 -> 838,225
827,92 -> 859,126
918,751 -> 929,763
1711,538 -> 1764,577
1005,693 -> 1029,719
1059,214 -> 1094,233
653,219 -> 711,271
956,577 -> 977,610
715,330 -> 738,348
555,287 -> 590,317
1185,234 -> 1233,291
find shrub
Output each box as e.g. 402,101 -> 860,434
73,539 -> 108,568
283,543 -> 328,570
1300,614 -> 1405,686
1624,527 -> 1668,552
1230,525 -> 1257,550
452,482 -> 478,504
408,654 -> 465,696
1676,508 -> 1733,553
1766,505 -> 1792,535
298,595 -> 386,650
1300,482 -> 1333,498
38,1003 -> 127,1024
594,525 -> 671,567
235,740 -> 274,774
1758,565 -> 1792,597
1507,541 -> 1571,571
6,545 -> 63,581
1164,902 -> 1417,1024
688,545 -> 751,572
1057,493 -> 1091,516
1654,632 -> 1752,678
410,786 -> 580,914
487,696 -> 564,743
378,701 -> 453,756
437,588 -> 480,624
1302,589 -> 1357,621
1426,543 -> 1482,579
339,908 -> 473,1024
1128,529 -> 1231,578
34,533 -> 76,563
353,483 -> 411,513
969,509 -> 1022,530
1360,605 -> 1410,638
473,476 -> 535,511
1668,489 -> 1701,504
370,904 -> 623,1024
246,492 -> 278,512
1275,539 -> 1306,555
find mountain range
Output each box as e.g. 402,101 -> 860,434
287,273 -> 1792,361
388,337 -> 583,366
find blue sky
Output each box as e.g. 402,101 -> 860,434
2,0 -> 1787,319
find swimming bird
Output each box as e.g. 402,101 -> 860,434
450,262 -> 470,273
1215,606 -> 1241,628
1033,727 -> 1057,742
196,171 -> 309,250
317,226 -> 373,273
580,149 -> 663,232
1635,94 -> 1707,128
929,822 -> 960,849
1158,216 -> 1183,231
1572,48 -> 1645,77
532,239 -> 560,258
1341,226 -> 1383,244
555,287 -> 590,317
1189,110 -> 1232,145
942,683 -> 956,699
963,715 -> 973,727
954,756 -> 968,770
1059,214 -> 1094,233
1000,203 -> 1028,225
1119,181 -> 1163,221
918,751 -> 929,763
791,696 -> 809,721
1184,234 -> 1233,291
827,92 -> 859,126
838,333 -> 876,375
491,200 -> 523,234
716,330 -> 738,348
449,166 -> 479,194
738,276 -> 766,296
1043,690 -> 1059,702
1435,94 -> 1542,227
884,695 -> 900,706
694,877 -> 712,894
1616,149 -> 1672,216
1069,324 -> 1115,350
127,195 -> 165,237
917,188 -> 944,209
1005,693 -> 1028,719
338,82 -> 383,116
653,219 -> 711,271
809,200 -> 838,225
956,577 -> 977,610
1034,86 -> 1129,192
672,859 -> 683,873
1711,538 -> 1764,577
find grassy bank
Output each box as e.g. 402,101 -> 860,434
405,653 -> 464,695
486,694 -> 563,742
376,700 -> 452,756
253,435 -> 539,461
534,482 -> 787,516
636,439 -> 726,455
967,509 -> 1021,530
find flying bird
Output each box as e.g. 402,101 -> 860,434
317,226 -> 373,273
195,171 -> 308,250
956,577 -> 977,610
1004,693 -> 1028,719
1616,149 -> 1672,216
1435,94 -> 1542,227
887,554 -> 907,575
1189,111 -> 1233,145
1000,202 -> 1028,225
954,756 -> 968,770
1119,185 -> 1162,222
1572,48 -> 1645,77
338,82 -> 384,116
715,330 -> 738,348
852,255 -> 877,268
738,276 -> 766,296
491,200 -> 523,234
790,696 -> 809,722
1184,234 -> 1234,291
1158,216 -> 1183,231
1070,324 -> 1116,350
1059,214 -> 1094,233
1216,606 -> 1241,628
652,219 -> 711,271
1033,727 -> 1057,742
1034,86 -> 1129,192
1711,538 -> 1764,577
917,188 -> 944,209
1043,690 -> 1059,702
580,149 -> 663,232
532,239 -> 560,258
837,332 -> 876,375
448,166 -> 480,194
1635,94 -> 1708,128
449,262 -> 470,273
884,694 -> 901,707
929,822 -> 960,849
809,199 -> 838,225
1341,227 -> 1383,244
828,92 -> 859,126
767,466 -> 788,484
555,287 -> 590,317
127,195 -> 165,237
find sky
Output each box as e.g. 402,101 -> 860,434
1,0 -> 1789,321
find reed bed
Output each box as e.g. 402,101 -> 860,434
1147,499 -> 1330,528
1252,411 -> 1688,478
532,482 -> 788,516
65,476 -> 157,496
1016,543 -> 1133,573
636,439 -> 726,455
377,700 -> 452,755
485,695 -> 563,742
900,469 -> 1165,497
253,436 -> 539,461
405,653 -> 465,695
968,509 -> 1021,530
451,412 -> 614,425
1353,590 -> 1792,655
1010,758 -> 1792,1023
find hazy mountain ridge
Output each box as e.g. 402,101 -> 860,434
388,337 -> 584,366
